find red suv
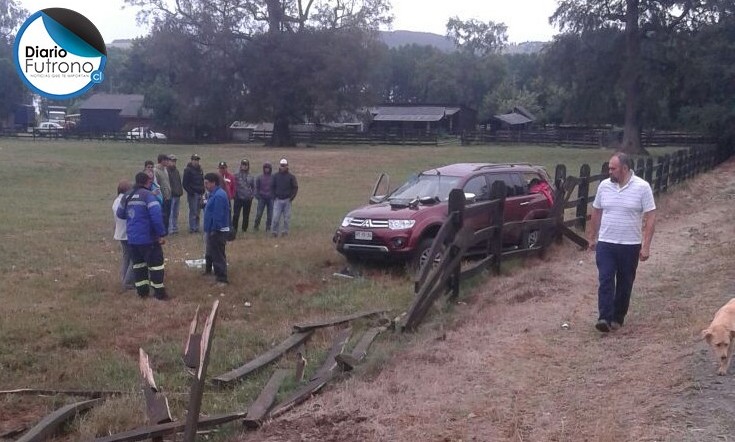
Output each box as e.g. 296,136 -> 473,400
332,163 -> 554,270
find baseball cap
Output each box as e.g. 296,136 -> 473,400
191,154 -> 201,160
218,161 -> 227,168
241,158 -> 249,165
168,154 -> 177,161
279,158 -> 288,166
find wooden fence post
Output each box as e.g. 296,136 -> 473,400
447,189 -> 465,298
662,154 -> 670,192
644,158 -> 653,184
183,300 -> 219,442
554,164 -> 566,190
636,158 -> 645,177
489,181 -> 506,275
654,157 -> 663,195
575,164 -> 590,231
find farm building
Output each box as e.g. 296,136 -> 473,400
78,93 -> 153,132
368,104 -> 476,135
490,106 -> 537,131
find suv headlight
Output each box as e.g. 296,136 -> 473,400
388,219 -> 415,230
341,216 -> 354,227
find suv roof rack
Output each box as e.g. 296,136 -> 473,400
473,163 -> 534,171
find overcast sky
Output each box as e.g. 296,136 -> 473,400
18,0 -> 560,43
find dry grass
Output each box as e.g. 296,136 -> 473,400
243,158 -> 735,442
0,138 -> 681,439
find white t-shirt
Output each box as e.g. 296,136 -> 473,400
113,193 -> 128,241
592,173 -> 655,245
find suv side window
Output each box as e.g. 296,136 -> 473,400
510,173 -> 526,196
463,175 -> 489,201
487,173 -> 514,197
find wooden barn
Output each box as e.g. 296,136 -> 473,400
368,104 -> 476,135
78,94 -> 153,132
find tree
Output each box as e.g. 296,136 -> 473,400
126,0 -> 392,145
551,0 -> 726,154
445,17 -> 508,55
0,0 -> 29,121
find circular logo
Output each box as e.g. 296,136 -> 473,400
13,8 -> 107,99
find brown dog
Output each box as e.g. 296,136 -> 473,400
702,298 -> 735,376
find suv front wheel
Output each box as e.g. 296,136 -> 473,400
410,237 -> 445,275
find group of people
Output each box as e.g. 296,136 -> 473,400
113,153 -> 299,298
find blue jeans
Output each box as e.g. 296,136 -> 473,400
187,192 -> 201,232
169,196 -> 181,233
596,241 -> 641,325
254,196 -> 273,231
271,198 -> 292,235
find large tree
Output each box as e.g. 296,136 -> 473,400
0,0 -> 29,119
126,0 -> 392,145
551,0 -> 726,154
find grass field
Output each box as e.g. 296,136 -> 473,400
0,138 -> 675,439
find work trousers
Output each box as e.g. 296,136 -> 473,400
205,231 -> 228,283
169,196 -> 181,233
596,241 -> 641,325
271,198 -> 292,236
232,197 -> 253,232
187,192 -> 201,232
129,243 -> 166,298
254,196 -> 273,231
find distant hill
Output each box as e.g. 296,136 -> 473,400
378,30 -> 547,55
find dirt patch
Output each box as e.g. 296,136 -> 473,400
239,158 -> 735,442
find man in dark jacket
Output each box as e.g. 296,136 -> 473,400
203,172 -> 231,285
254,162 -> 274,232
271,158 -> 298,237
116,172 -> 168,300
167,155 -> 184,234
182,154 -> 204,233
232,158 -> 255,235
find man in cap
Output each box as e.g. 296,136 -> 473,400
167,154 -> 184,234
183,154 -> 204,233
203,172 -> 231,285
218,161 -> 236,202
154,153 -> 172,234
270,158 -> 298,237
116,172 -> 169,300
232,158 -> 255,235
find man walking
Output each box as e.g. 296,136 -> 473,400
183,154 -> 204,233
167,155 -> 183,234
587,152 -> 656,332
154,154 -> 172,233
116,172 -> 169,300
254,162 -> 274,232
271,158 -> 298,237
232,158 -> 255,235
203,172 -> 231,285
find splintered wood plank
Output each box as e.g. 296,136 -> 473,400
309,327 -> 352,381
212,330 -> 314,386
17,398 -> 102,442
243,369 -> 290,429
335,326 -> 386,371
183,305 -> 201,369
138,348 -> 172,425
92,412 -> 246,442
267,373 -> 336,420
0,388 -> 121,398
183,300 -> 220,442
292,309 -> 386,333
294,344 -> 307,382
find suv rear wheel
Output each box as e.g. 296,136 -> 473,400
521,228 -> 541,249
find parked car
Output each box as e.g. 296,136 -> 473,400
126,127 -> 167,141
332,163 -> 555,271
34,121 -> 64,137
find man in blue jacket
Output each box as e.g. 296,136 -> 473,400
116,172 -> 169,300
203,172 -> 231,285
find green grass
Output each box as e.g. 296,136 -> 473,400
0,138 -> 677,439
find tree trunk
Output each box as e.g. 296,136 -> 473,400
621,0 -> 648,155
269,115 -> 295,147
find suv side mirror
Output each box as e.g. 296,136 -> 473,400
464,192 -> 476,203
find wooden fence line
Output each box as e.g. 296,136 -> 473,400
403,145 -> 726,331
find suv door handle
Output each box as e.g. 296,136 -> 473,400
519,201 -> 531,206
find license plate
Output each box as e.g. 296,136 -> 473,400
354,231 -> 372,240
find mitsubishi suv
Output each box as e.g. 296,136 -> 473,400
332,163 -> 554,270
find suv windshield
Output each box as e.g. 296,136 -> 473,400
388,174 -> 461,202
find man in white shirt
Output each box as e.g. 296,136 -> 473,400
587,152 -> 657,333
